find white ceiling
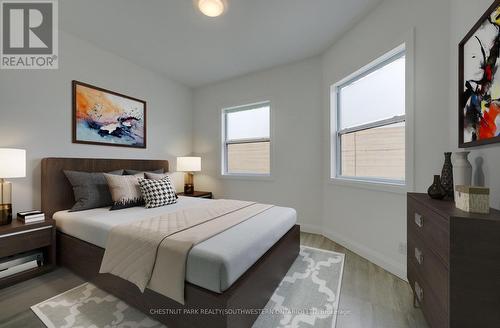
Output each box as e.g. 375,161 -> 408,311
60,0 -> 381,87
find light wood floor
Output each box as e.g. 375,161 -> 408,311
0,232 -> 428,328
301,233 -> 428,328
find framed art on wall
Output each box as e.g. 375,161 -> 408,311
459,0 -> 500,148
72,81 -> 147,148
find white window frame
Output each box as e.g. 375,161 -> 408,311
221,101 -> 272,178
330,41 -> 414,193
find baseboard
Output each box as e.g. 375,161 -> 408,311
298,223 -> 323,235
321,228 -> 406,280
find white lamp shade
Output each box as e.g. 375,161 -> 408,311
0,149 -> 26,178
177,157 -> 201,172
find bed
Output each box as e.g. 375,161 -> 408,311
41,157 -> 300,328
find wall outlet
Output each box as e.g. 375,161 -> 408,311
398,242 -> 407,255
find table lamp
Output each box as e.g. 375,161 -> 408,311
0,149 -> 26,225
176,157 -> 201,194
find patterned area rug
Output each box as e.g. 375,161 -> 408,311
31,246 -> 344,328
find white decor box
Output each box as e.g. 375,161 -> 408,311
455,185 -> 490,214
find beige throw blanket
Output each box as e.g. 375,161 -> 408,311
99,199 -> 273,304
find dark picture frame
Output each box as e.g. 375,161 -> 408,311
72,80 -> 147,148
459,0 -> 500,148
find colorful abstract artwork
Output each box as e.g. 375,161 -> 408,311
460,0 -> 500,147
72,81 -> 146,148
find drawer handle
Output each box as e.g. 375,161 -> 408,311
415,281 -> 424,303
414,247 -> 423,265
414,213 -> 424,228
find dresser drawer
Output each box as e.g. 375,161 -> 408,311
0,226 -> 52,258
408,261 -> 448,328
408,199 -> 449,265
408,233 -> 448,313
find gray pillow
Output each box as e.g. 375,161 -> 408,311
124,168 -> 164,176
64,170 -> 124,212
144,172 -> 169,180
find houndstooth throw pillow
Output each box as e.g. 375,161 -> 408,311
139,176 -> 178,208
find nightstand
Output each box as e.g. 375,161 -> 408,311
177,191 -> 213,199
0,219 -> 56,288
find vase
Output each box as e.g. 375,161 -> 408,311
440,152 -> 454,199
428,175 -> 446,200
452,151 -> 472,200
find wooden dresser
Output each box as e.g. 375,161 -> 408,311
407,193 -> 500,328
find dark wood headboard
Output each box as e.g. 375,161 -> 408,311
41,157 -> 169,218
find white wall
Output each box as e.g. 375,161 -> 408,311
449,0 -> 500,210
322,0 -> 451,278
193,57 -> 324,230
0,31 -> 193,214
193,0 -> 454,279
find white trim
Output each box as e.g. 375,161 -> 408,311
335,44 -> 406,89
220,100 -> 273,178
329,29 -> 415,193
332,44 -> 406,183
329,176 -> 406,194
405,28 -> 416,192
225,137 -> 270,144
0,225 -> 51,238
219,173 -> 274,181
337,114 -> 405,135
223,101 -> 270,113
321,228 -> 406,281
299,223 -> 324,235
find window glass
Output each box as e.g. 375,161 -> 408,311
340,122 -> 405,180
223,102 -> 271,176
227,141 -> 270,174
333,48 -> 406,183
339,56 -> 405,129
226,106 -> 270,140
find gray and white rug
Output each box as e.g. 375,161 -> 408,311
31,246 -> 345,328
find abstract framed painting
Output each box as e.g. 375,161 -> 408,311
72,81 -> 146,148
459,0 -> 500,148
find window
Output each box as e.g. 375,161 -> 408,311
332,46 -> 406,184
222,102 -> 271,176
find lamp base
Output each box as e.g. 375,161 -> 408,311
0,180 -> 12,225
184,184 -> 194,194
0,204 -> 12,226
184,172 -> 195,194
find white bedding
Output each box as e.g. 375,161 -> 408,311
54,196 -> 297,293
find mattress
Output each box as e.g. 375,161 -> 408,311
54,196 -> 297,293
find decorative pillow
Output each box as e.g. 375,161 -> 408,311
64,170 -> 124,212
145,172 -> 170,180
124,168 -> 164,176
104,174 -> 144,210
139,176 -> 178,208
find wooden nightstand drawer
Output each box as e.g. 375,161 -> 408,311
408,199 -> 449,266
0,226 -> 52,258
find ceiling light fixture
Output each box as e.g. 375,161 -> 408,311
198,0 -> 225,17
